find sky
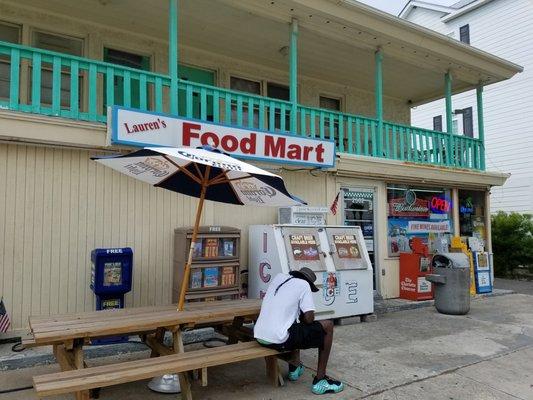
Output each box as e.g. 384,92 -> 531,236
357,0 -> 456,15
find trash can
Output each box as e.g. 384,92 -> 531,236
426,253 -> 470,315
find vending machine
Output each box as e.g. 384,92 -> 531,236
90,247 -> 133,343
399,238 -> 433,301
248,225 -> 373,320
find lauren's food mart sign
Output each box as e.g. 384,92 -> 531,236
110,107 -> 336,168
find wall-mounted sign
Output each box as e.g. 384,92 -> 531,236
110,106 -> 336,168
430,196 -> 452,214
389,197 -> 429,218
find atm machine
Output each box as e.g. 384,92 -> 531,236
248,225 -> 374,320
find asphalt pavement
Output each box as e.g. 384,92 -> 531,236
494,278 -> 533,296
1,293 -> 532,399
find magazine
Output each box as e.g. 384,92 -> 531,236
204,239 -> 219,258
203,267 -> 219,287
189,269 -> 202,289
192,241 -> 203,258
223,239 -> 235,256
221,266 -> 235,286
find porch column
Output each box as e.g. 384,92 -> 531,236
289,18 -> 298,133
476,84 -> 486,170
445,71 -> 453,165
375,48 -> 383,157
452,188 -> 460,237
169,0 -> 179,114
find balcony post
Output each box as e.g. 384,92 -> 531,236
476,84 -> 485,170
445,71 -> 453,165
169,0 -> 179,114
289,18 -> 298,134
375,48 -> 383,157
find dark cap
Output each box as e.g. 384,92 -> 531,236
289,267 -> 319,292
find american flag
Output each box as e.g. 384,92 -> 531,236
0,298 -> 11,333
330,191 -> 340,215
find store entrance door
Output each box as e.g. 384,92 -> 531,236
341,188 -> 378,293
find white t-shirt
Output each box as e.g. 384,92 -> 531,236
254,273 -> 316,344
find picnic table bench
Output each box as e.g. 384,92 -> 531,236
27,299 -> 285,399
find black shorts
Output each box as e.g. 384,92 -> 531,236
260,321 -> 326,352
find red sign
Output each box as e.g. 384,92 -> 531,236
389,198 -> 430,218
430,196 -> 451,214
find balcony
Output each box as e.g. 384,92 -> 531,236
0,41 -> 484,170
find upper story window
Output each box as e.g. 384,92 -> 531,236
320,95 -> 341,143
0,22 -> 22,99
459,24 -> 470,44
230,76 -> 261,128
462,107 -> 473,137
32,31 -> 84,108
433,115 -> 443,132
268,82 -> 290,131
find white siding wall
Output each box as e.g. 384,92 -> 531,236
405,0 -> 533,213
404,7 -> 449,33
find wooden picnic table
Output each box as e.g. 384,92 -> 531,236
27,299 -> 267,400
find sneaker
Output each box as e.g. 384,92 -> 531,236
288,364 -> 305,381
311,375 -> 344,395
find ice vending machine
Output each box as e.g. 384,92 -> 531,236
248,225 -> 373,320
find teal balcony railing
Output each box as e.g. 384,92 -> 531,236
0,41 -> 484,170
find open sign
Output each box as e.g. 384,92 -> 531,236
430,196 -> 451,214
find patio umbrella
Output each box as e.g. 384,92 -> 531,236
92,146 -> 305,310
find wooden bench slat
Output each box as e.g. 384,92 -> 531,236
32,307 -> 260,345
29,301 -> 261,336
34,342 -> 281,397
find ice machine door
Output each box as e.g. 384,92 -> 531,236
325,227 -> 368,270
281,227 -> 327,272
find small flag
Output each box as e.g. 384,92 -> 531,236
0,298 -> 10,333
330,191 -> 340,215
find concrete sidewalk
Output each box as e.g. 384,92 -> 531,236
1,293 -> 532,399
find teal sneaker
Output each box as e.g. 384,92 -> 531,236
311,376 -> 344,395
288,363 -> 305,381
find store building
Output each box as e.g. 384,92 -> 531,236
0,0 -> 522,329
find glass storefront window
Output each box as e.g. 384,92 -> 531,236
459,190 -> 486,242
387,185 -> 454,257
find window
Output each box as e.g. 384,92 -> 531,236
230,76 -> 260,127
0,22 -> 21,99
462,107 -> 473,137
459,24 -> 470,44
387,185 -> 454,257
32,31 -> 83,107
320,95 -> 341,144
452,118 -> 459,135
459,190 -> 486,241
267,82 -> 290,131
433,115 -> 443,132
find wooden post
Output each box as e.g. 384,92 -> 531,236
289,18 -> 298,134
476,84 -> 485,170
169,0 -> 179,114
178,166 -> 210,311
445,71 -> 453,165
375,48 -> 383,157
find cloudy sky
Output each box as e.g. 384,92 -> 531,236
357,0 -> 456,15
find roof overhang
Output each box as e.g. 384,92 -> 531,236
441,0 -> 496,22
399,1 -> 455,19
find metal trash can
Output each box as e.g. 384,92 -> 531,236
426,253 -> 470,315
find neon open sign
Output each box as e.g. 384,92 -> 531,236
430,196 -> 452,214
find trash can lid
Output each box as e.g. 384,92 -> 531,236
432,253 -> 470,268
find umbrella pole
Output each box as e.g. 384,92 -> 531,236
178,178 -> 209,311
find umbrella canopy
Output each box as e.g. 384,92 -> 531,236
93,146 -> 304,207
92,146 -> 305,309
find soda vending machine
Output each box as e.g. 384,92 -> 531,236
399,238 -> 433,301
90,247 -> 133,343
248,225 -> 373,320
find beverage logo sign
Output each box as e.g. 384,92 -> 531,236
124,157 -> 173,178
389,194 -> 430,218
234,181 -> 277,204
110,106 -> 336,168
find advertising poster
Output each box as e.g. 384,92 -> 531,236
333,234 -> 361,259
388,218 -> 452,256
289,235 -> 320,261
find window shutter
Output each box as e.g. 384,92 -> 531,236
459,25 -> 470,44
433,115 -> 443,132
463,107 -> 473,137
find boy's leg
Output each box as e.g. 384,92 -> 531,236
316,319 -> 334,379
